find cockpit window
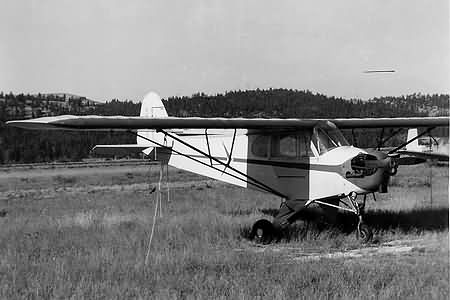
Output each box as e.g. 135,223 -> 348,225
312,123 -> 349,155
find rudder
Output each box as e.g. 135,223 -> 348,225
139,92 -> 168,118
137,92 -> 168,145
406,129 -> 419,151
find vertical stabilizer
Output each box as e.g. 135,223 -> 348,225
137,92 -> 168,145
139,92 -> 168,118
406,129 -> 419,151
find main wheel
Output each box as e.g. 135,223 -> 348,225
356,223 -> 373,243
250,219 -> 274,244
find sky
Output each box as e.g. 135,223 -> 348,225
0,0 -> 448,102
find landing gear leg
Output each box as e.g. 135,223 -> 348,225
250,200 -> 295,244
348,192 -> 373,243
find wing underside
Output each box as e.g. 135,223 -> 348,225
6,115 -> 449,131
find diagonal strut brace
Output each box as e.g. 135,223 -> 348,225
158,129 -> 287,198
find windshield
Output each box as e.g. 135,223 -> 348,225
313,123 -> 349,155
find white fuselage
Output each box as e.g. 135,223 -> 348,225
154,128 -> 374,201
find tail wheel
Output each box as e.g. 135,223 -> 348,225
250,219 -> 274,244
356,223 -> 373,243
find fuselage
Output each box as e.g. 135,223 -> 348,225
155,122 -> 392,201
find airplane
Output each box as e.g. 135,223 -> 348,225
7,92 -> 449,244
396,128 -> 449,162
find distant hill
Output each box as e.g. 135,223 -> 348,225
0,92 -> 101,120
43,93 -> 101,106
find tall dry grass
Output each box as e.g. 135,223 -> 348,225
0,163 -> 448,299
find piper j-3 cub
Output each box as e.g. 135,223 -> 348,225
7,92 -> 449,244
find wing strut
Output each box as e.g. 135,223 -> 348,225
205,129 -> 213,166
221,129 -> 237,174
158,129 -> 287,198
379,128 -> 404,148
376,128 -> 385,150
204,128 -> 237,173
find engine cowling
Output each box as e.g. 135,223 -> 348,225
346,150 -> 398,193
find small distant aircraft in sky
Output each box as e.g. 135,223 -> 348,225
7,92 -> 449,243
363,70 -> 396,73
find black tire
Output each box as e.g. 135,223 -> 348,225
250,219 -> 274,244
357,223 -> 373,243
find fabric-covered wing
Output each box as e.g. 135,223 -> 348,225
6,115 -> 449,130
6,115 -> 322,130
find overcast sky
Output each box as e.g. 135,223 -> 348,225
0,0 -> 448,102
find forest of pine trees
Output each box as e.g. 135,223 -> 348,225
0,89 -> 448,163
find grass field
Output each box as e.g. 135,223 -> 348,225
0,163 -> 448,299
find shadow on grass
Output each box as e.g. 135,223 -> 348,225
240,207 -> 449,242
363,208 -> 449,232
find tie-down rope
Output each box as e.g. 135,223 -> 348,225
144,160 -> 169,265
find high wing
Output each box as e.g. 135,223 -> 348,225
6,115 -> 449,130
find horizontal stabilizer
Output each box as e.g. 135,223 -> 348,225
92,144 -> 152,156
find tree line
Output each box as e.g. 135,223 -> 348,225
0,89 -> 448,163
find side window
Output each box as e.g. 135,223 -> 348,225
271,135 -> 297,158
251,135 -> 269,157
270,131 -> 315,159
280,136 -> 297,157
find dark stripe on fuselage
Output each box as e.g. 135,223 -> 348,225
172,153 -> 342,173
